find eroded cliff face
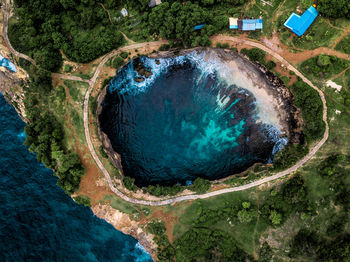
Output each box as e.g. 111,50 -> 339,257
0,69 -> 27,121
92,204 -> 158,260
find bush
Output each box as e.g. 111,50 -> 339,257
291,80 -> 325,141
112,57 -> 124,69
73,195 -> 91,207
99,145 -> 108,159
120,52 -> 128,59
158,44 -> 170,51
64,64 -> 73,72
190,178 -> 211,194
266,60 -> 276,70
123,176 -> 138,192
90,96 -> 98,116
221,43 -> 229,49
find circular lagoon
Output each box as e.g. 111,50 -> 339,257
99,49 -> 294,187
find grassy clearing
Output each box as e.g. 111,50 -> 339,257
100,194 -> 152,220
335,34 -> 350,55
299,55 -> 350,84
63,80 -> 88,102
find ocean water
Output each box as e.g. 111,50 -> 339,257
0,93 -> 152,262
100,50 -> 287,186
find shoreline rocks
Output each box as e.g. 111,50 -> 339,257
97,47 -> 303,186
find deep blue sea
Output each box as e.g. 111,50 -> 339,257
100,51 -> 287,186
0,93 -> 152,262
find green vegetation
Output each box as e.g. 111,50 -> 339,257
240,48 -> 275,70
120,52 -> 129,59
99,145 -> 108,159
335,34 -> 350,55
190,178 -> 211,194
158,44 -> 170,51
290,80 -> 325,141
73,195 -> 91,207
64,64 -> 73,73
318,0 -> 350,19
300,55 -> 350,82
167,152 -> 350,260
90,96 -> 98,117
9,0 -> 125,70
112,56 -> 124,69
24,104 -> 85,194
121,175 -> 212,197
147,1 -> 244,47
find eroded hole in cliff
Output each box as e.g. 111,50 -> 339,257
98,48 -> 301,187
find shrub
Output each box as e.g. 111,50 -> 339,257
266,60 -> 276,70
73,195 -> 91,207
99,145 -> 108,159
112,56 -> 124,69
190,178 -> 211,193
158,44 -> 170,51
64,64 -> 73,72
120,51 -> 128,59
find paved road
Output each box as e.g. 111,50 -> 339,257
82,37 -> 329,206
2,1 -> 329,205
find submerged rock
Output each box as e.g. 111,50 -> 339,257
98,48 -> 301,186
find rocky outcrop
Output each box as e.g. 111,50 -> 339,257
92,204 -> 158,260
0,70 -> 27,122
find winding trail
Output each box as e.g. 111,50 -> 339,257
82,36 -> 329,206
2,0 -> 36,65
2,0 -> 330,205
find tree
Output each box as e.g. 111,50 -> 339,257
190,178 -> 210,193
269,210 -> 282,225
317,55 -> 331,67
318,0 -> 350,19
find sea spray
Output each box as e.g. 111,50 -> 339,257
100,49 -> 288,186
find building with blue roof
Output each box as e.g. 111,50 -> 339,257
194,24 -> 205,30
234,19 -> 263,31
284,5 -> 319,36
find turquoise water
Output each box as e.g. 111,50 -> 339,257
100,52 -> 287,186
0,54 -> 17,72
0,93 -> 152,261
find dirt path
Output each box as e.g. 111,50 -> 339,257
331,24 -> 350,49
98,3 -> 113,25
329,65 -> 350,81
120,31 -> 136,45
3,0 -> 330,206
81,36 -> 329,206
2,0 -> 36,65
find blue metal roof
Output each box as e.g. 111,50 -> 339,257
256,19 -> 263,30
241,19 -> 263,31
194,24 -> 205,30
242,19 -> 256,31
0,54 -> 17,73
284,6 -> 319,36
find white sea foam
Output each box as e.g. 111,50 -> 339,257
109,50 -> 288,155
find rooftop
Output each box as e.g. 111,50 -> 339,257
284,6 -> 319,36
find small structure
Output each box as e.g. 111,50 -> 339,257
229,18 -> 238,29
194,24 -> 205,30
120,8 -> 128,17
149,0 -> 162,7
284,5 -> 319,36
0,54 -> 17,73
229,18 -> 263,31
